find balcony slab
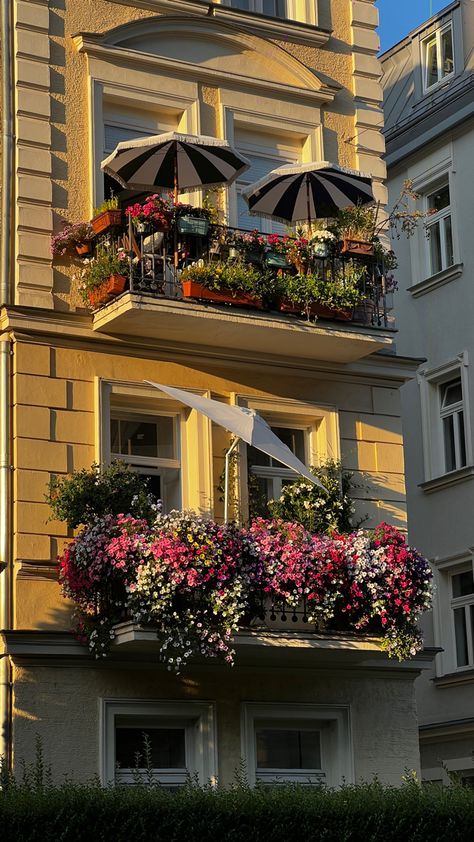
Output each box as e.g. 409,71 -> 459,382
92,293 -> 394,363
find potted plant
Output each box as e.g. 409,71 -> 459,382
91,196 -> 122,236
173,202 -> 212,237
50,221 -> 94,257
311,229 -> 336,259
180,260 -> 263,308
278,261 -> 365,321
78,247 -> 128,308
335,204 -> 377,257
125,194 -> 171,234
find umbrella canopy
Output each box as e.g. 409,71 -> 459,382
145,381 -> 325,490
241,161 -> 374,224
101,131 -> 250,194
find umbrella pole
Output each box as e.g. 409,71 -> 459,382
173,150 -> 179,282
306,175 -> 312,237
224,436 -> 240,524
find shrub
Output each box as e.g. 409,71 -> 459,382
46,461 -> 160,529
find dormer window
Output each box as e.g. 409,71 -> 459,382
422,23 -> 454,91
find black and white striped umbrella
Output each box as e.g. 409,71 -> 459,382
242,161 -> 374,224
101,131 -> 250,195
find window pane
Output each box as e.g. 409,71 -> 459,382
256,729 -> 321,769
428,184 -> 450,212
452,570 -> 474,598
231,0 -> 251,9
458,411 -> 467,467
270,427 -> 306,463
444,215 -> 454,267
441,378 -> 462,408
111,416 -> 175,459
140,472 -> 161,500
425,39 -> 438,88
263,0 -> 286,16
441,28 -> 454,78
247,444 -> 271,468
429,221 -> 442,274
454,608 -> 469,667
443,415 -> 456,472
110,418 -> 120,453
116,727 -> 186,769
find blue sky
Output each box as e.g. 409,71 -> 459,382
377,0 -> 450,53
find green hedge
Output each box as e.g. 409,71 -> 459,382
1,782 -> 474,842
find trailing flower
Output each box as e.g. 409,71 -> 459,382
51,222 -> 94,257
58,505 -> 432,669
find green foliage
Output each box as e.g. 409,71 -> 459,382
93,195 -> 119,216
267,460 -> 363,534
80,247 -> 128,297
0,773 -> 474,842
181,260 -> 265,296
46,461 -> 159,529
281,263 -> 365,317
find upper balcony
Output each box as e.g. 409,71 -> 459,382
75,203 -> 396,364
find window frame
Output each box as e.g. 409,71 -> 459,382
431,553 -> 474,677
234,139 -> 300,233
438,377 -> 466,474
101,700 -> 217,786
449,565 -> 474,670
418,354 -> 472,483
95,379 -> 214,514
247,421 -> 311,505
241,703 -> 353,788
225,0 -> 287,17
421,22 -> 455,93
424,180 -> 454,276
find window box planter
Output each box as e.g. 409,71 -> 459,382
277,299 -> 352,321
182,280 -> 263,309
75,242 -> 93,257
91,209 -> 122,236
353,299 -> 375,324
264,251 -> 291,270
340,238 -> 374,257
177,216 -> 210,237
87,273 -> 127,308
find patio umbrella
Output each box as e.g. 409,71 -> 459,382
101,131 -> 250,199
241,161 -> 374,228
145,382 -> 325,522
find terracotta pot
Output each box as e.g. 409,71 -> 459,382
340,237 -> 374,257
88,274 -> 126,308
91,209 -> 122,235
182,280 -> 262,309
75,242 -> 92,256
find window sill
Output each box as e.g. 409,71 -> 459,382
133,1 -> 332,48
407,263 -> 463,298
419,465 -> 474,494
433,668 -> 474,688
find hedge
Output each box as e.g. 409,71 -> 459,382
1,781 -> 474,842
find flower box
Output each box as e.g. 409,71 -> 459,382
277,299 -> 352,321
87,273 -> 126,308
75,242 -> 92,256
182,280 -> 262,309
91,209 -> 122,236
177,216 -> 210,237
340,237 -> 374,257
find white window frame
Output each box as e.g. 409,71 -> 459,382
439,377 -> 466,474
424,180 -> 454,276
224,0 -> 287,19
247,422 -> 310,503
449,565 -> 474,670
101,700 -> 217,786
233,394 -> 340,521
110,409 -> 182,512
431,553 -> 474,677
421,22 -> 454,93
418,354 -> 472,483
95,379 -> 214,514
241,703 -> 353,788
234,140 -> 300,234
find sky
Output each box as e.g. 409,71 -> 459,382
377,0 -> 450,53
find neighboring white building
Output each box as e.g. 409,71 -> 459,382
381,0 -> 474,785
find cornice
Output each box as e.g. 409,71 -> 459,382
107,0 -> 332,48
72,29 -> 337,106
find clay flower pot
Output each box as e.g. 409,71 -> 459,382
182,280 -> 262,309
91,209 -> 122,236
88,274 -> 126,308
75,242 -> 92,256
340,237 -> 374,257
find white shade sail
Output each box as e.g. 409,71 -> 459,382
145,381 -> 325,490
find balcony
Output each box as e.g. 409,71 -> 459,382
87,212 -> 396,363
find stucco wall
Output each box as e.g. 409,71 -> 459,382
12,660 -> 421,786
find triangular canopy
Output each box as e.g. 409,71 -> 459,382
146,381 -> 325,490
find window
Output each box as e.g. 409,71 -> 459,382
227,0 -> 286,18
426,182 -> 454,275
450,567 -> 474,669
103,701 -> 217,786
248,425 -> 308,515
422,24 -> 454,91
110,411 -> 181,510
241,703 -> 352,788
439,377 -> 466,473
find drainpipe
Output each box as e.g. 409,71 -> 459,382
0,0 -> 14,770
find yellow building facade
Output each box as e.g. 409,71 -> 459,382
0,0 -> 431,786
